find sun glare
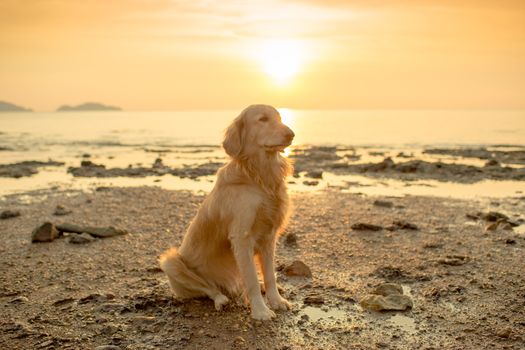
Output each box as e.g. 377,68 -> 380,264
257,40 -> 306,85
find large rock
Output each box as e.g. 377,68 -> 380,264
31,222 -> 59,242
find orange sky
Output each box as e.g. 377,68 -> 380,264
1,0 -> 524,111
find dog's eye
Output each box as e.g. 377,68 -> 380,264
259,116 -> 269,122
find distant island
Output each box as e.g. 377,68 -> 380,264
57,102 -> 122,112
0,101 -> 32,112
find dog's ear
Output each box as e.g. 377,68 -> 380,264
223,114 -> 245,158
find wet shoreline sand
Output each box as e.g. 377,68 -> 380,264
1,186 -> 524,349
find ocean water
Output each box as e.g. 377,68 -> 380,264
1,109 -> 524,148
1,109 -> 524,198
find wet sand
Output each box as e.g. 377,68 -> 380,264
1,186 -> 524,349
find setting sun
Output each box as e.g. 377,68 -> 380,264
256,40 -> 307,85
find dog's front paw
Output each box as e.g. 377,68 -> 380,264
213,294 -> 229,311
251,304 -> 276,321
267,295 -> 292,311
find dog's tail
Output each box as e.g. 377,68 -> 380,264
159,247 -> 218,299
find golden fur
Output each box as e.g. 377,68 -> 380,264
159,104 -> 295,320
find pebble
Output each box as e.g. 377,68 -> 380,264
373,200 -> 394,208
390,220 -> 419,230
9,296 -> 29,304
284,232 -> 297,245
437,255 -> 470,266
0,209 -> 21,219
305,170 -> 323,179
283,260 -> 312,278
31,222 -> 59,243
95,346 -> 122,350
68,232 -> 96,244
359,294 -> 413,311
303,294 -> 324,305
53,205 -> 72,216
303,180 -> 319,186
57,223 -> 128,238
351,223 -> 383,231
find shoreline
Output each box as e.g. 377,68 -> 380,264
1,186 -> 524,349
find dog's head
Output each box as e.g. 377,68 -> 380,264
223,104 -> 295,158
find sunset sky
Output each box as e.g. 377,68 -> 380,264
1,0 -> 524,111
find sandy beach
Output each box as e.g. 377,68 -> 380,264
1,184 -> 524,349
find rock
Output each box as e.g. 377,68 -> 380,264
38,339 -> 54,348
152,158 -> 164,168
284,232 -> 297,245
9,296 -> 29,304
56,223 -> 128,238
234,336 -> 246,344
305,170 -> 323,179
484,159 -> 500,167
437,255 -> 470,266
0,209 -> 21,219
31,222 -> 59,242
0,160 -> 64,178
95,346 -> 121,350
505,238 -> 516,245
359,294 -> 413,311
486,219 -> 513,231
283,260 -> 312,278
390,220 -> 419,230
351,223 -> 383,231
373,283 -> 403,296
53,205 -> 72,216
373,200 -> 394,208
67,232 -> 96,244
495,327 -> 513,339
483,211 -> 509,222
303,180 -> 319,186
303,294 -> 324,304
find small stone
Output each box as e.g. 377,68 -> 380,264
373,283 -> 403,296
53,205 -> 72,216
484,159 -> 499,167
351,223 -> 383,231
9,296 -> 29,304
31,222 -> 59,243
68,232 -> 96,244
234,336 -> 245,343
505,238 -> 516,245
373,200 -> 394,208
483,211 -> 509,222
303,294 -> 324,305
303,180 -> 319,186
392,220 -> 418,230
359,294 -> 413,311
95,346 -> 121,350
305,170 -> 323,179
437,255 -> 470,266
0,209 -> 21,219
496,327 -> 512,338
284,232 -> 297,245
38,340 -> 54,348
283,260 -> 312,278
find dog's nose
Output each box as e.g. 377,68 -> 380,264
284,128 -> 295,142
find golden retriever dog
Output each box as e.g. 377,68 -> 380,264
159,104 -> 295,320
